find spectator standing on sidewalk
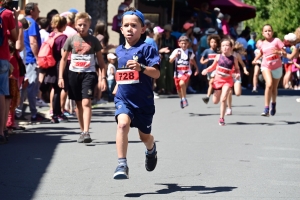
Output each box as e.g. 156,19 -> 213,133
18,2 -> 48,122
117,0 -> 132,45
0,0 -> 19,144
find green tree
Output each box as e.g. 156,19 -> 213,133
244,0 -> 300,39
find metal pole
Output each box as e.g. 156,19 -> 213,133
171,0 -> 175,25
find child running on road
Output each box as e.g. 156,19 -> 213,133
113,7 -> 160,179
225,40 -> 249,115
200,34 -> 220,104
169,36 -> 199,108
58,12 -> 107,143
202,39 -> 240,126
252,24 -> 285,116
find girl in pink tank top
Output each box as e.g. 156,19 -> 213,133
202,39 -> 240,126
252,24 -> 285,117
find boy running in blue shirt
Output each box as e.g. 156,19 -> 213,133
113,7 -> 160,179
200,34 -> 220,104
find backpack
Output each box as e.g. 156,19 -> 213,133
37,32 -> 64,69
112,15 -> 119,32
0,8 -> 6,46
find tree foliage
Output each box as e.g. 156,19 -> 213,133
244,0 -> 300,39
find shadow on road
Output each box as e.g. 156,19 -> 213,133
85,140 -> 159,146
189,113 -> 219,117
227,121 -> 300,126
124,183 -> 237,197
0,130 -> 76,200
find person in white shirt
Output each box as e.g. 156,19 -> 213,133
107,53 -> 117,102
38,17 -> 49,43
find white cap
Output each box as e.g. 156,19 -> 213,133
284,33 -> 297,42
107,53 -> 117,59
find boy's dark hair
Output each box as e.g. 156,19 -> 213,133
122,7 -> 144,26
207,34 -> 221,48
178,35 -> 189,42
145,27 -> 154,36
19,18 -> 29,30
38,17 -> 49,29
25,2 -> 38,16
46,9 -> 59,21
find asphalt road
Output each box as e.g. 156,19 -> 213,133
1,90 -> 300,200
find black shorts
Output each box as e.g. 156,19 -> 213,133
68,71 -> 98,101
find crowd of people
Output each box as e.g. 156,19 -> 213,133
0,0 -> 300,179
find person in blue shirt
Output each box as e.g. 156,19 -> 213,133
113,7 -> 160,179
144,27 -> 158,51
18,2 -> 48,123
200,34 -> 220,104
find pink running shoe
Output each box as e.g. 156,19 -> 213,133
219,118 -> 225,126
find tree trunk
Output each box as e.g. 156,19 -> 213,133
85,0 -> 108,30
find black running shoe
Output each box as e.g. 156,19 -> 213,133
50,116 -> 60,123
202,97 -> 209,104
31,114 -> 50,123
4,130 -> 9,141
0,135 -> 7,145
113,165 -> 129,179
145,151 -> 157,171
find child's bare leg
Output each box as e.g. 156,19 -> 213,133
227,89 -> 232,109
179,80 -> 187,99
82,99 -> 92,132
139,130 -> 154,151
207,78 -> 214,97
116,114 -> 131,158
75,101 -> 84,132
213,90 -> 221,104
220,86 -> 231,119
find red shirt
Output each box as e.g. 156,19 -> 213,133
0,8 -> 16,60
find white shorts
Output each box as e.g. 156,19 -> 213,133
261,67 -> 283,79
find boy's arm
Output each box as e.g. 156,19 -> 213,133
190,58 -> 199,75
169,49 -> 178,63
112,84 -> 118,95
200,56 -> 208,64
127,60 -> 160,79
236,53 -> 249,75
58,50 -> 69,88
96,51 -> 108,90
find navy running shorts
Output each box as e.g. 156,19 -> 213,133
115,101 -> 155,134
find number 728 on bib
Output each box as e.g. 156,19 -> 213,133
115,69 -> 140,84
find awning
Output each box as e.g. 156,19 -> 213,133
188,0 -> 256,22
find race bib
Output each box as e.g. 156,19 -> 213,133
217,66 -> 232,77
265,54 -> 279,62
73,60 -> 91,69
177,65 -> 190,71
115,69 -> 139,84
208,54 -> 217,60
